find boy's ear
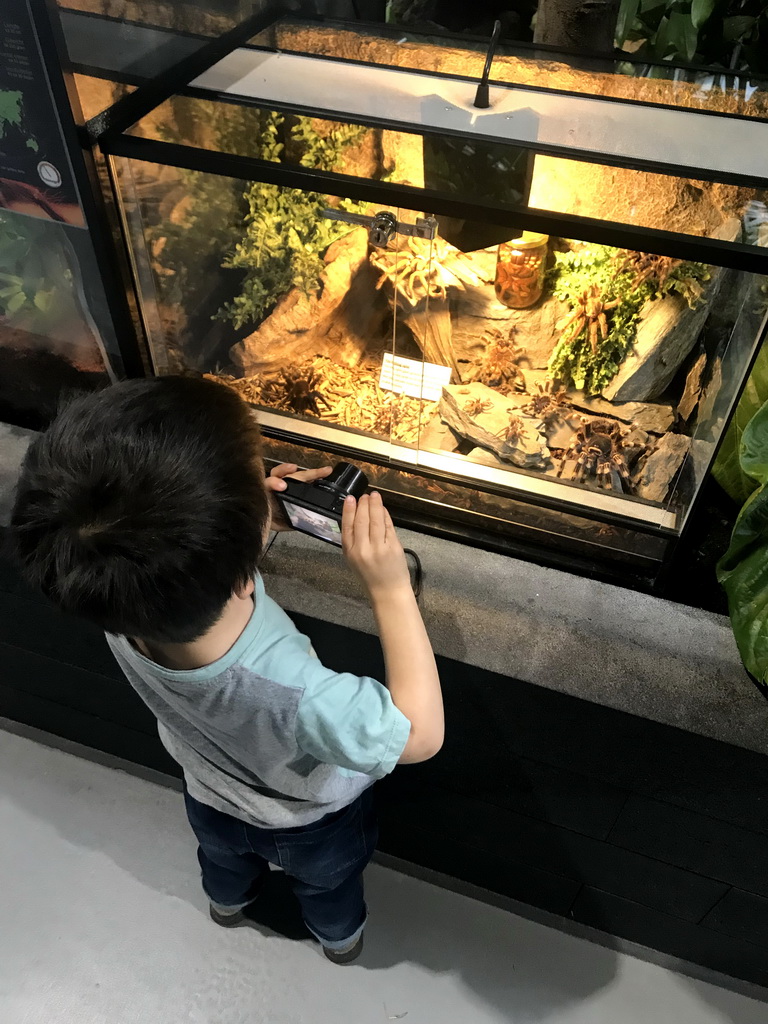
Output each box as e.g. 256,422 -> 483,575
236,578 -> 255,599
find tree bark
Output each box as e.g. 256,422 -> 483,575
534,0 -> 621,53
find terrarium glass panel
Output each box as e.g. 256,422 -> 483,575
384,213 -> 767,529
126,96 -> 533,211
112,147 -> 767,532
250,17 -> 768,120
125,95 -> 768,253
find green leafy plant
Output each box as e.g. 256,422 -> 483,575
713,341 -> 768,504
717,398 -> 768,687
616,0 -> 768,74
0,212 -> 72,329
547,244 -> 709,394
217,115 -> 368,329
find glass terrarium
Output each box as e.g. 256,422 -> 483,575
95,9 -> 768,583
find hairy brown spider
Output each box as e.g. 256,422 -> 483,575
496,410 -> 529,444
472,328 -> 526,393
556,417 -> 632,490
279,366 -> 332,417
463,397 -> 494,417
523,379 -> 569,423
614,250 -> 683,293
560,285 -> 620,355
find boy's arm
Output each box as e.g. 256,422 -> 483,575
341,492 -> 443,764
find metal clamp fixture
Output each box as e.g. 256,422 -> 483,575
322,209 -> 437,247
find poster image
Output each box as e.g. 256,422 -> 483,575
0,0 -> 84,225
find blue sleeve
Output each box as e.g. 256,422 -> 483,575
295,658 -> 411,778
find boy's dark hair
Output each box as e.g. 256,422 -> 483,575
10,376 -> 271,644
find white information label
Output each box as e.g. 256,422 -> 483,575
379,353 -> 452,402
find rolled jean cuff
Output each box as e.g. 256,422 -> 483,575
306,914 -> 367,951
208,896 -> 253,913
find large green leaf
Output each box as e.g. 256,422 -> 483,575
616,0 -> 641,46
722,14 -> 756,42
718,402 -> 768,684
691,0 -> 715,30
713,341 -> 768,504
666,10 -> 699,60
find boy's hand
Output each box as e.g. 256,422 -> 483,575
266,463 -> 332,532
341,492 -> 410,597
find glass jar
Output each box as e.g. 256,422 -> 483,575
494,232 -> 549,309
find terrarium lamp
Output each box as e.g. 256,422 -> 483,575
495,231 -> 549,309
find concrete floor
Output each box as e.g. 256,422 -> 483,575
0,730 -> 765,1024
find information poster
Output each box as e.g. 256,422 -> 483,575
0,0 -> 84,225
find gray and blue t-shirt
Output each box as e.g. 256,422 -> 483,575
107,576 -> 410,828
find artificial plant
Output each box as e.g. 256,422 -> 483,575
150,106 -> 369,331
717,397 -> 768,688
547,243 -> 709,394
217,114 -> 368,329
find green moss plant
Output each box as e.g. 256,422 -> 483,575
547,243 -> 710,395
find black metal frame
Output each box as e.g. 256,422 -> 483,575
25,1 -> 145,378
51,3 -> 768,588
258,415 -> 677,535
102,132 -> 768,277
233,31 -> 768,129
261,454 -> 668,591
81,5 -> 287,143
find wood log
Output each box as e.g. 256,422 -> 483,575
677,352 -> 708,422
635,433 -> 691,503
568,393 -> 675,434
601,279 -> 721,403
439,382 -> 550,468
696,357 -> 724,438
534,0 -> 620,52
401,298 -> 460,377
229,228 -> 385,376
453,290 -> 569,372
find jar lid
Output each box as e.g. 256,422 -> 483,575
504,231 -> 549,250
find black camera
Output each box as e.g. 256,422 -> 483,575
276,462 -> 368,546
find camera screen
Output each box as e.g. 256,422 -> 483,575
282,500 -> 342,546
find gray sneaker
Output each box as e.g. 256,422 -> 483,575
323,932 -> 364,966
210,904 -> 246,927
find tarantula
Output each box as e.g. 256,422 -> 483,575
463,397 -> 494,417
496,410 -> 530,445
560,285 -> 620,355
472,328 -> 526,393
556,417 -> 632,490
614,250 -> 684,293
523,379 -> 569,423
277,366 -> 332,417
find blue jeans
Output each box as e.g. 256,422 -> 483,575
183,786 -> 377,950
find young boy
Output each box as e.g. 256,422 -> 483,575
10,376 -> 443,965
